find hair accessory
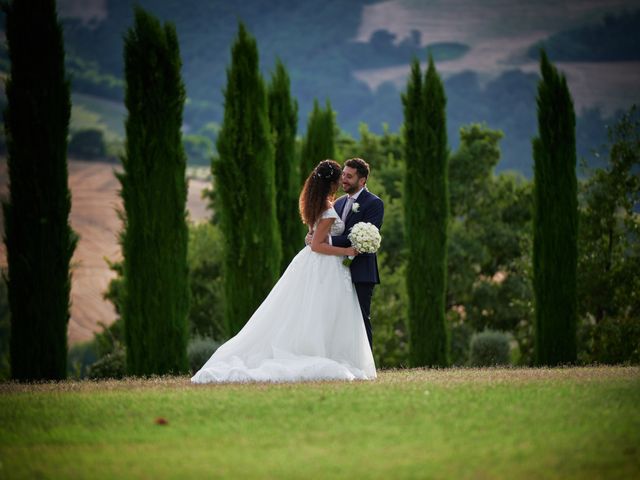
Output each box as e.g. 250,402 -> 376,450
316,163 -> 335,179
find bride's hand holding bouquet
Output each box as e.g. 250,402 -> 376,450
343,222 -> 381,266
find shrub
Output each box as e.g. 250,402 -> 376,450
0,274 -> 9,380
68,128 -> 107,159
87,347 -> 126,379
449,321 -> 473,366
469,330 -> 511,367
187,336 -> 220,374
67,341 -> 98,379
183,134 -> 214,166
187,222 -> 226,340
580,316 -> 640,365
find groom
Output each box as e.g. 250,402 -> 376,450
314,158 -> 384,349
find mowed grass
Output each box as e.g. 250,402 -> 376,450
1,367 -> 638,479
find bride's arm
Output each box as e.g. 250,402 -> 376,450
311,218 -> 357,257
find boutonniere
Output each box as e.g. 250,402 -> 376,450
352,202 -> 360,213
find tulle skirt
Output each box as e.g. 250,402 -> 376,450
191,246 -> 376,383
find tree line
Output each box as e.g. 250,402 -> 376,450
2,1 -> 637,380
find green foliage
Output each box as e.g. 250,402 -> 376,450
529,10 -> 640,61
87,346 -> 126,379
577,106 -> 640,365
469,330 -> 511,367
65,53 -> 124,101
403,56 -> 450,367
2,0 -> 77,380
103,222 -> 226,348
300,99 -> 336,181
532,51 -> 578,365
449,124 -> 503,217
338,122 -> 535,368
67,341 -> 99,379
580,317 -> 640,365
0,1 -> 617,173
448,125 -> 535,364
187,335 -> 221,374
267,59 -> 303,270
94,319 -> 124,359
340,124 -> 406,271
0,273 -> 10,380
370,258 -> 409,368
2,1 -> 614,173
337,116 -> 629,369
68,128 -> 107,159
53,1 -> 463,137
187,222 -> 226,340
119,7 -> 190,375
102,259 -> 124,320
448,317 -> 473,366
84,222 -> 222,380
214,23 -> 281,336
336,124 -> 409,368
342,29 -> 466,69
183,134 -> 214,166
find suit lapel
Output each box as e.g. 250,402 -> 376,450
337,196 -> 348,219
345,189 -> 369,225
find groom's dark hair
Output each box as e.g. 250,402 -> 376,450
345,158 -> 370,179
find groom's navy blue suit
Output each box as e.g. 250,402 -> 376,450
331,188 -> 384,349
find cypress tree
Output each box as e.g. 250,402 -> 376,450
214,23 -> 281,336
300,99 -> 336,180
402,56 -> 449,367
532,50 -> 578,365
267,59 -> 301,271
119,7 -> 189,375
3,0 -> 77,380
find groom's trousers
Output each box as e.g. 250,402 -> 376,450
355,282 -> 375,349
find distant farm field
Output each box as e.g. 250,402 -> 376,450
0,159 -> 211,344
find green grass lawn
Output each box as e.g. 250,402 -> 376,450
1,367 -> 638,479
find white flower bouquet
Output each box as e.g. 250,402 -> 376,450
343,222 -> 382,266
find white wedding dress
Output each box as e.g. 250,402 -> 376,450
191,207 -> 376,383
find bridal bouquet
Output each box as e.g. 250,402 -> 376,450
343,222 -> 382,266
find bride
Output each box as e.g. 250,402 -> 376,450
191,160 -> 377,383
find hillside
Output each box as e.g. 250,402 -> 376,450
2,0 -> 637,173
0,159 -> 211,344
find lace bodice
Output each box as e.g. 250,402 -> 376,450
316,207 -> 345,239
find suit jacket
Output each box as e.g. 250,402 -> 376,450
331,188 -> 384,284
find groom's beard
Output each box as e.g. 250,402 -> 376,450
342,183 -> 358,195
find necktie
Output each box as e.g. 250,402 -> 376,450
341,197 -> 354,223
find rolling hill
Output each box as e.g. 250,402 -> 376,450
0,159 -> 211,344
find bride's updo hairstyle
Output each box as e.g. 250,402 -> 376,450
299,159 -> 341,226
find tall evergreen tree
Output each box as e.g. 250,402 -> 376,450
300,99 -> 336,181
214,23 -> 281,336
402,56 -> 449,367
3,0 -> 76,380
532,50 -> 578,365
119,7 -> 189,375
267,59 -> 301,271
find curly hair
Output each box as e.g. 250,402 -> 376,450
299,159 -> 341,226
345,157 -> 370,179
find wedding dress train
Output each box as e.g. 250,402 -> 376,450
191,208 -> 376,383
